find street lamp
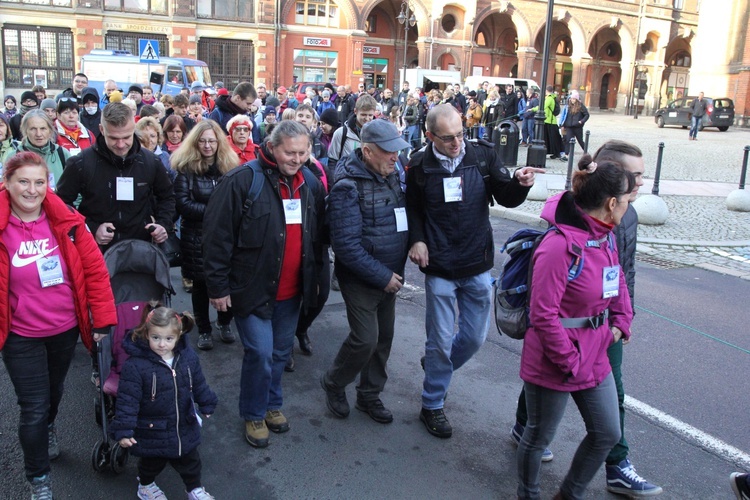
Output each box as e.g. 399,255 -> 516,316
526,0 -> 556,169
397,0 -> 416,72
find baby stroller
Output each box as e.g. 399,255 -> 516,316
92,239 -> 175,473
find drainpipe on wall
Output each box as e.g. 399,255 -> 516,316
274,1 -> 281,90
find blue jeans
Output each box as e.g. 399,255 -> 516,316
2,327 -> 79,480
522,118 -> 535,144
517,373 -> 621,499
422,271 -> 491,409
235,296 -> 301,421
689,115 -> 701,139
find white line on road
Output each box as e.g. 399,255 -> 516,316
626,395 -> 750,469
397,284 -> 750,468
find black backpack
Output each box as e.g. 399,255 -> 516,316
552,97 -> 561,116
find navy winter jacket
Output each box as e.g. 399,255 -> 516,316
328,149 -> 409,290
406,140 -> 530,280
110,334 -> 218,458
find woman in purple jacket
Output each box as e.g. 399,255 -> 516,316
516,156 -> 635,500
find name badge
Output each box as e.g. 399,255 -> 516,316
443,177 -> 463,202
37,255 -> 64,288
68,147 -> 82,157
394,207 -> 408,232
602,266 -> 620,298
283,199 -> 302,224
116,177 -> 134,201
337,105 -> 342,112
489,108 -> 495,115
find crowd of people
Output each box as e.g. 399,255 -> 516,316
5,71 -> 729,500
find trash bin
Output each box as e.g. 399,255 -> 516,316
492,120 -> 520,167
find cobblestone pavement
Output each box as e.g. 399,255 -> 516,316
513,112 -> 750,183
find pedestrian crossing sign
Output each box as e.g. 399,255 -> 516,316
139,39 -> 160,63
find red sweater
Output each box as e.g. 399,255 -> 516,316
276,170 -> 304,301
0,188 -> 117,351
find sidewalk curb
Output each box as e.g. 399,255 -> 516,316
494,207 -> 750,248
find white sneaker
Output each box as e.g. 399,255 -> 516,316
187,486 -> 215,500
137,482 -> 167,500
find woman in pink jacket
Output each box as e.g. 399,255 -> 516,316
517,156 -> 635,500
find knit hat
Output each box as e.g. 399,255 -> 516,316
20,91 -> 39,105
190,81 -> 206,92
262,106 -> 277,119
108,90 -> 124,103
189,95 -> 203,105
319,108 -> 339,128
214,81 -> 225,89
265,96 -> 281,109
570,90 -> 580,100
57,96 -> 79,113
217,88 -> 229,96
321,90 -> 331,98
128,84 -> 143,96
40,98 -> 57,111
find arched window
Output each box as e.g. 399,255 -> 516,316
556,36 -> 572,56
476,32 -> 486,47
669,51 -> 691,67
295,0 -> 340,28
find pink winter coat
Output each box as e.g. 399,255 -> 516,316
520,192 -> 632,392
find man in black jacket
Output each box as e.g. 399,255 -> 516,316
203,121 -> 325,449
207,81 -> 257,132
321,120 -> 410,424
57,102 -> 175,252
334,85 -> 356,127
406,104 -> 542,439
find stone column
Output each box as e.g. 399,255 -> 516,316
516,46 -> 538,79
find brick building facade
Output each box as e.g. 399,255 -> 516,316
0,0 -> 747,122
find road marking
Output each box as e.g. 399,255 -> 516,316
625,395 -> 750,469
401,281 -> 750,467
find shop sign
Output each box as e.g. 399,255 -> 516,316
303,37 -> 332,47
363,46 -> 380,55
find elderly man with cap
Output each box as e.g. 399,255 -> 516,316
10,91 -> 40,140
320,119 -> 410,424
127,85 -> 144,113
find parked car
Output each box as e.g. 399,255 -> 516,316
654,96 -> 734,131
292,82 -> 331,103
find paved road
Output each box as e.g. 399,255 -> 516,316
1,216 -> 748,499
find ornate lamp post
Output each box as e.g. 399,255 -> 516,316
633,61 -> 646,119
397,0 -> 416,74
526,0 -> 556,169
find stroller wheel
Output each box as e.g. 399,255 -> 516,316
91,440 -> 110,472
110,442 -> 129,474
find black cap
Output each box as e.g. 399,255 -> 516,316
128,85 -> 143,95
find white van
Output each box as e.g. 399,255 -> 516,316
464,76 -> 540,94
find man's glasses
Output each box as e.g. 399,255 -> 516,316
433,131 -> 464,143
198,139 -> 218,145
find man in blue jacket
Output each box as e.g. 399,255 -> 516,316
406,104 -> 542,438
321,120 -> 410,424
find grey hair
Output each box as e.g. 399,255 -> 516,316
20,109 -> 57,142
266,120 -> 310,148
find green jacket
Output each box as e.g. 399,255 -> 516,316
544,93 -> 558,125
3,139 -> 70,189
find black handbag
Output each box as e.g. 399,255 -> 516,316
159,231 -> 182,268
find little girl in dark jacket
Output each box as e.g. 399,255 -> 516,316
111,303 -> 218,500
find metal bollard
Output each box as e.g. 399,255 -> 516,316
740,145 -> 749,190
584,130 -> 590,154
652,142 -> 665,196
565,138 -> 576,190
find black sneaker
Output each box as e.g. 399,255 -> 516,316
355,399 -> 393,424
284,354 -> 295,372
197,332 -> 213,351
420,408 -> 452,438
218,323 -> 235,344
320,375 -> 349,418
297,332 -> 313,356
731,472 -> 750,499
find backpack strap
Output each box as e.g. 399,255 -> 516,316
338,126 -> 349,160
57,146 -> 67,169
241,161 -> 265,215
